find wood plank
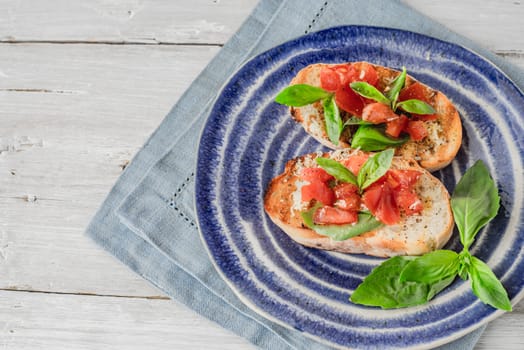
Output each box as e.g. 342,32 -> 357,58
0,289 -> 522,350
0,290 -> 252,350
0,43 -> 219,296
404,0 -> 524,52
0,0 -> 258,45
0,0 -> 522,55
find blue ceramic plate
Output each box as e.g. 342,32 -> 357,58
196,26 -> 524,349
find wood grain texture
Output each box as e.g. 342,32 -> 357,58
0,0 -> 523,349
0,0 -> 258,44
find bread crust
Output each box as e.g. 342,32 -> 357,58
264,149 -> 454,257
289,62 -> 462,172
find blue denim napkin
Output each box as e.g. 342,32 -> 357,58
87,0 -> 523,348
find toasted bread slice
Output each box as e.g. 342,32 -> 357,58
264,149 -> 454,257
289,62 -> 462,172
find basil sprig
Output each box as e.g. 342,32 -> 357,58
302,204 -> 382,241
315,149 -> 394,193
351,160 -> 512,311
349,67 -> 435,116
275,84 -> 342,145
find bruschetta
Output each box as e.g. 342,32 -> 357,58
264,149 -> 454,257
276,62 -> 462,172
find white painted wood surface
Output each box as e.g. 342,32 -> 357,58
1,1 -> 523,349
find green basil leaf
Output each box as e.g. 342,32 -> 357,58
357,148 -> 394,190
468,256 -> 512,311
387,67 -> 407,107
427,274 -> 457,300
451,160 -> 500,250
396,99 -> 435,115
351,256 -> 432,308
400,250 -> 459,284
301,206 -> 383,241
351,125 -> 408,151
323,94 -> 343,145
315,157 -> 358,186
350,81 -> 391,105
343,116 -> 373,126
275,84 -> 332,106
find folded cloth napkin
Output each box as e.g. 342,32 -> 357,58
87,0 -> 523,349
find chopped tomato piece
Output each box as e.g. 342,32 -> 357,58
388,169 -> 421,190
385,114 -> 408,138
405,120 -> 428,141
335,85 -> 365,115
362,102 -> 398,124
355,62 -> 379,87
333,183 -> 361,210
313,206 -> 358,225
300,167 -> 334,183
399,82 -> 429,103
320,67 -> 340,91
398,82 -> 438,120
342,153 -> 370,176
362,182 -> 400,225
395,190 -> 423,215
301,182 -> 335,206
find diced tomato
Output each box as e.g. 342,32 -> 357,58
362,182 -> 400,225
301,181 -> 335,206
300,167 -> 334,183
398,82 -> 438,120
335,84 -> 366,115
320,68 -> 340,91
388,169 -> 421,190
399,82 -> 429,103
395,190 -> 423,215
333,183 -> 361,210
313,206 -> 358,225
385,114 -> 408,138
405,120 -> 428,141
342,153 -> 370,176
362,102 -> 398,124
355,62 -> 379,87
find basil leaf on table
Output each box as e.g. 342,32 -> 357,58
396,99 -> 435,115
357,148 -> 394,190
400,250 -> 459,284
323,94 -> 343,145
351,125 -> 408,151
275,84 -> 332,106
301,207 -> 382,241
386,67 -> 407,107
451,160 -> 500,250
350,256 -> 448,308
315,157 -> 357,186
350,81 -> 391,105
468,256 -> 512,311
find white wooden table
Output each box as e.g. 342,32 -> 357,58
1,1 -> 523,349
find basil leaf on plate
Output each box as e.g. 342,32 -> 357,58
351,125 -> 408,151
468,256 -> 512,311
301,207 -> 382,241
350,256 -> 430,308
386,67 -> 407,107
451,160 -> 500,250
357,148 -> 394,190
400,250 -> 459,284
323,94 -> 343,145
275,84 -> 332,106
396,99 -> 435,115
315,157 -> 357,186
350,81 -> 391,105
